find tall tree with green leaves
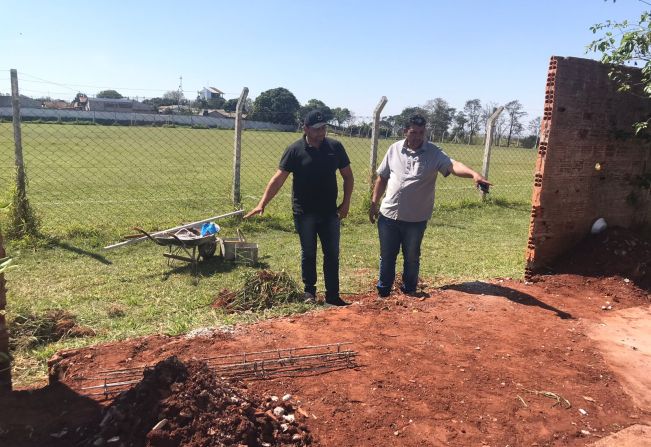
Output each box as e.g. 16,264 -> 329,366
589,9 -> 651,132
223,98 -> 253,113
504,100 -> 527,147
298,99 -> 333,123
250,87 -> 300,125
423,98 -> 455,141
395,106 -> 429,129
463,99 -> 482,143
331,107 -> 352,127
451,111 -> 468,142
96,89 -> 124,99
223,98 -> 238,112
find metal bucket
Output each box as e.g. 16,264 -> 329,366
220,229 -> 257,264
234,242 -> 258,265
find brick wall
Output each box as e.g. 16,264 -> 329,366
525,56 -> 651,276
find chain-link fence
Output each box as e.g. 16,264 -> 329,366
0,73 -> 537,240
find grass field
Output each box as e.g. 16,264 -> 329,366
0,122 -> 536,386
0,123 -> 536,237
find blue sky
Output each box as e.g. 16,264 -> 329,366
1,0 -> 647,121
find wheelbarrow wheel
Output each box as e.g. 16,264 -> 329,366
199,241 -> 217,259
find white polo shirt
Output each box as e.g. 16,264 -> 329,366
377,140 -> 453,222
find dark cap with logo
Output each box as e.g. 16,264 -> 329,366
304,109 -> 327,128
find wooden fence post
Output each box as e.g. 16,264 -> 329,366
232,87 -> 249,207
369,96 -> 388,193
481,106 -> 504,200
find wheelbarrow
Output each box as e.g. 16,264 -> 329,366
134,226 -> 218,273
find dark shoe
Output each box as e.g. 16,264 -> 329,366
303,292 -> 317,304
401,289 -> 429,299
377,287 -> 391,299
325,296 -> 350,306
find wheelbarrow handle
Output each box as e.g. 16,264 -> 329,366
133,227 -> 159,243
133,227 -> 175,247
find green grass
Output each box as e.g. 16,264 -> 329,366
0,122 -> 535,386
0,123 -> 536,237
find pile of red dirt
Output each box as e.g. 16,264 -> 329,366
80,356 -> 312,447
551,226 -> 651,290
2,274 -> 651,446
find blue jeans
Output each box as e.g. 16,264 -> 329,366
293,213 -> 340,299
377,213 -> 427,296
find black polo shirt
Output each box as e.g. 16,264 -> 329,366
279,136 -> 351,215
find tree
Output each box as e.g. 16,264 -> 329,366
394,106 -> 429,129
504,100 -> 527,147
480,101 -> 500,145
143,97 -> 166,108
528,116 -> 542,138
520,117 -> 542,148
163,90 -> 186,105
380,115 -> 399,138
206,97 -> 225,109
223,98 -> 252,113
463,99 -> 482,144
451,111 -> 468,142
423,98 -> 455,142
298,99 -> 333,123
250,87 -> 300,125
331,107 -> 352,127
494,113 -> 508,146
589,10 -> 651,131
96,89 -> 124,99
224,98 -> 238,112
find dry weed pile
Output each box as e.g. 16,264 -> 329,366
213,270 -> 305,312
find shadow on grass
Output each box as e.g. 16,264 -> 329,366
50,240 -> 112,265
436,197 -> 531,213
429,221 -> 467,230
441,281 -> 574,320
158,255 -> 271,280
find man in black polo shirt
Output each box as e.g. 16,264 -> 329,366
244,109 -> 354,306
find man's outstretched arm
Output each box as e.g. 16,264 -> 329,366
244,170 -> 290,218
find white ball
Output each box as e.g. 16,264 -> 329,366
591,218 -> 607,234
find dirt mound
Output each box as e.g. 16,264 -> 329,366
5,275 -> 651,446
81,356 -> 312,447
10,309 -> 95,349
552,227 -> 651,290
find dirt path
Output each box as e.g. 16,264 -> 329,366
2,274 -> 649,446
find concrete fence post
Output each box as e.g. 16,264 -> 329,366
10,70 -> 27,204
232,87 -> 249,207
369,96 -> 388,193
481,106 -> 504,200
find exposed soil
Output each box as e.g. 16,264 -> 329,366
1,227 -> 650,446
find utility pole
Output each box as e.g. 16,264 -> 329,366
178,76 -> 183,108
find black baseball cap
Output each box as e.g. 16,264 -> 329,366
304,110 -> 327,128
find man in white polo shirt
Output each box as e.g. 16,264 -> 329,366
369,114 -> 491,298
